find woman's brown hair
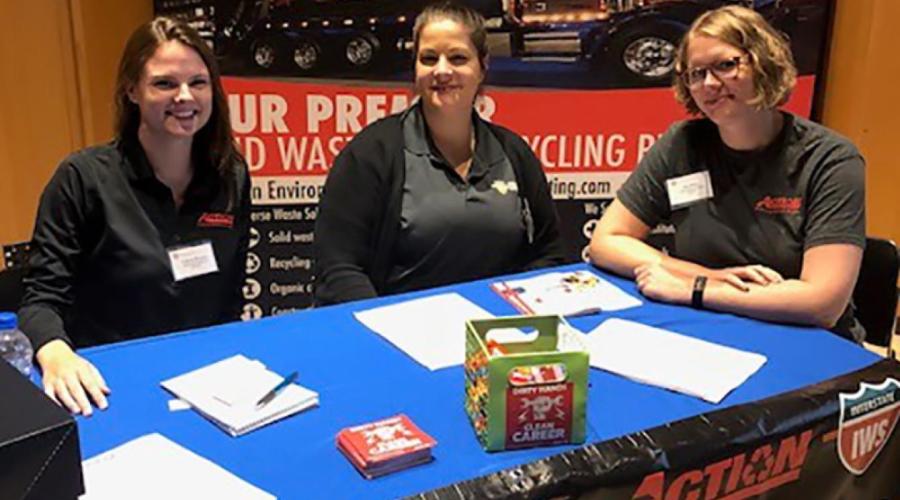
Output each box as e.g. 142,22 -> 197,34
412,1 -> 489,71
114,17 -> 244,205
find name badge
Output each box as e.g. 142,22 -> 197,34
666,170 -> 714,210
167,241 -> 219,282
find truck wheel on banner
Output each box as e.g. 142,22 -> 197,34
606,20 -> 686,86
345,32 -> 380,69
250,36 -> 283,71
292,38 -> 322,73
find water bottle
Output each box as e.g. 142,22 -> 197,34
0,312 -> 33,377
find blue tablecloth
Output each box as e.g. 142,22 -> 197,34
76,263 -> 879,499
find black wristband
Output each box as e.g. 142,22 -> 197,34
692,276 -> 708,309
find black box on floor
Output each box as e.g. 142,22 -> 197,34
0,361 -> 84,499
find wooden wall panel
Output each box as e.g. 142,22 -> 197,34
70,0 -> 153,144
0,1 -> 151,265
0,2 -> 84,248
822,0 -> 900,246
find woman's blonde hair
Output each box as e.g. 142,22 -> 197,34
673,5 -> 797,115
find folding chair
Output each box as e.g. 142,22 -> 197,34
852,237 -> 899,358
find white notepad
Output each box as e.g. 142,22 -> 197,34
80,433 -> 274,500
354,293 -> 494,370
585,318 -> 767,403
161,355 -> 318,437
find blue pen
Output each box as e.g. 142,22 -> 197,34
255,371 -> 298,409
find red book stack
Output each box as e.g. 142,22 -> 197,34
336,414 -> 437,479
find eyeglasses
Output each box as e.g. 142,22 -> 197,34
681,56 -> 746,88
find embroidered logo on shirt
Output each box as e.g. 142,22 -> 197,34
197,212 -> 235,228
491,180 -> 518,195
754,196 -> 802,214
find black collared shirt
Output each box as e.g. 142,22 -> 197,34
385,104 -> 528,293
19,141 -> 250,350
313,102 -> 567,305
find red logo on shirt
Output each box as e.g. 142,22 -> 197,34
197,212 -> 234,228
755,196 -> 802,214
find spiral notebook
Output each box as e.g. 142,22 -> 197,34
161,355 -> 319,437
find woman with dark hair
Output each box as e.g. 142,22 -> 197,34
19,17 -> 251,415
589,6 -> 865,340
313,1 -> 566,305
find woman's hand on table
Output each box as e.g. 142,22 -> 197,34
634,263 -> 694,305
634,262 -> 783,305
36,339 -> 111,416
711,265 -> 784,291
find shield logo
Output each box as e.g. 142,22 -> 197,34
837,378 -> 900,475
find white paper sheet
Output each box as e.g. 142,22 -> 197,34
161,355 -> 319,437
167,398 -> 192,412
353,293 -> 494,370
585,318 -> 767,403
492,270 -> 642,316
80,433 -> 275,500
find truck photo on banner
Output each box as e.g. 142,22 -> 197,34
154,0 -> 832,318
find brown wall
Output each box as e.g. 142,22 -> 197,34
822,0 -> 900,247
71,0 -> 154,145
0,0 -> 897,254
0,1 -> 152,251
0,2 -> 85,247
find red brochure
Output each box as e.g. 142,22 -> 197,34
336,414 -> 436,478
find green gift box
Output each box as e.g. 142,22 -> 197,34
464,315 -> 589,452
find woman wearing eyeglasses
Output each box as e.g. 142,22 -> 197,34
589,6 -> 865,340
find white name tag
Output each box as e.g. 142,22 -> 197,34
167,241 -> 219,282
666,171 -> 714,210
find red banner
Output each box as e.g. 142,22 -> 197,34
225,75 -> 814,204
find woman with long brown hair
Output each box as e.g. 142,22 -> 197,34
19,17 -> 250,415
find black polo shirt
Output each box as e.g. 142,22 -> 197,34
19,140 -> 250,350
617,113 -> 865,340
384,105 -> 529,294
